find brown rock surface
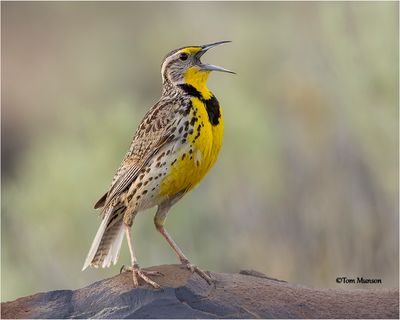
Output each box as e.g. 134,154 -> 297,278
2,264 -> 399,319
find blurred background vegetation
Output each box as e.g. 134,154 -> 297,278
1,2 -> 398,302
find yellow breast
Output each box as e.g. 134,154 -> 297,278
160,97 -> 224,197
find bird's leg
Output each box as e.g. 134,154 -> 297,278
154,204 -> 213,284
122,210 -> 161,288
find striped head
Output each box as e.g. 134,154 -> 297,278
161,41 -> 234,88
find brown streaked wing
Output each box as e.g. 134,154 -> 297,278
99,100 -> 180,210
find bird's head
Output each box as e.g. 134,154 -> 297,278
161,41 -> 234,89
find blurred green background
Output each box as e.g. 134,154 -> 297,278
1,2 -> 398,302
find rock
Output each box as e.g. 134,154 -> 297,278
1,264 -> 398,319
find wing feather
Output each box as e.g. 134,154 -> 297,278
95,99 -> 182,210
94,192 -> 107,209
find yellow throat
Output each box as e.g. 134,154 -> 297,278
159,66 -> 224,196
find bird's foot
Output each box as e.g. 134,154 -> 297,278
181,259 -> 213,284
120,264 -> 162,288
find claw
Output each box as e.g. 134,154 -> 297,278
182,261 -> 213,284
121,265 -> 162,288
120,265 -> 126,274
136,269 -> 160,288
145,270 -> 164,276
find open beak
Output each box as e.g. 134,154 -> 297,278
196,41 -> 235,74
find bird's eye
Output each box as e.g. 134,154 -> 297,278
179,53 -> 188,61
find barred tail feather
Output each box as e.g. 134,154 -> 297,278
82,205 -> 125,271
100,222 -> 124,268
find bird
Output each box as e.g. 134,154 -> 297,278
82,41 -> 234,288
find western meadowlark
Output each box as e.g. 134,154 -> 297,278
82,41 -> 234,288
